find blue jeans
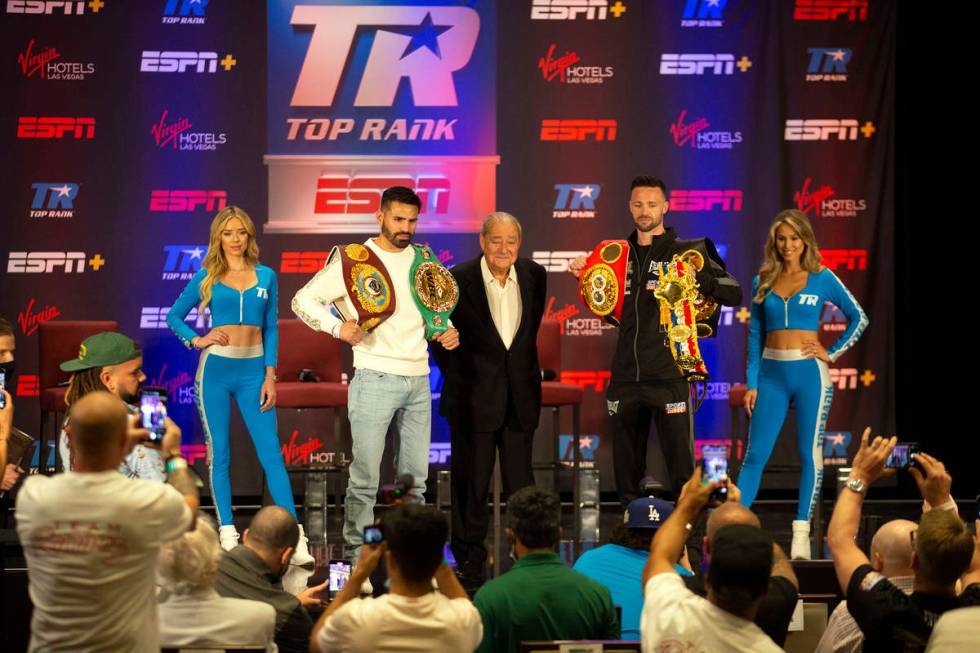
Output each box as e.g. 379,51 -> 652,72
343,368 -> 431,560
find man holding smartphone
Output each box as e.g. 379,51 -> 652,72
311,504 -> 481,653
1,318 -> 29,491
58,332 -> 164,480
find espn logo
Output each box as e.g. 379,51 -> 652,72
281,251 -> 329,274
6,1 -> 100,14
794,0 -> 867,21
560,370 -> 611,393
314,176 -> 450,215
785,119 -> 873,141
150,190 -> 227,212
7,251 -> 103,273
659,54 -> 748,75
532,251 -> 589,273
540,119 -> 617,141
17,116 -> 95,139
669,190 -> 742,212
821,249 -> 867,271
140,51 -> 236,73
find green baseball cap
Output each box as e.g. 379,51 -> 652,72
60,332 -> 141,372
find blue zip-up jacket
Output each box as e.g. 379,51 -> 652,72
747,268 -> 868,389
166,265 -> 278,367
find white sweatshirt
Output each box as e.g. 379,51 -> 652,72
291,238 -> 430,376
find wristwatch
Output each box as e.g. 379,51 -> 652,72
844,477 -> 867,495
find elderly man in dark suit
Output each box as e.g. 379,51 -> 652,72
435,212 -> 547,592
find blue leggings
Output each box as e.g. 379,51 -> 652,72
196,344 -> 296,526
738,349 -> 833,521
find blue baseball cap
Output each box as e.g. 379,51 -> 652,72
624,497 -> 674,530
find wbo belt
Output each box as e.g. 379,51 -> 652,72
653,250 -> 714,382
579,240 -> 629,326
409,244 -> 458,339
329,243 -> 395,332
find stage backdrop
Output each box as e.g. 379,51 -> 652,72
1,0 -> 894,498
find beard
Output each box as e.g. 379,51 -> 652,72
635,214 -> 662,233
382,225 -> 412,249
119,385 -> 141,406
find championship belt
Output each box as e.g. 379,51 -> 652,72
653,250 -> 712,382
328,243 -> 395,332
409,244 -> 459,339
579,240 -> 629,326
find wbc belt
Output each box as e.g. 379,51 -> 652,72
653,250 -> 711,382
579,240 -> 629,326
409,244 -> 459,339
329,243 -> 395,332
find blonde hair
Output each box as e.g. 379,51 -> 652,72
753,209 -> 824,304
199,206 -> 260,311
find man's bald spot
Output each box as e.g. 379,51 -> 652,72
247,505 -> 299,551
871,519 -> 916,571
68,391 -> 128,457
707,502 -> 761,539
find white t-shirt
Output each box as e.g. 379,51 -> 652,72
317,591 -> 483,652
640,573 -> 782,653
925,606 -> 980,652
291,239 -> 431,376
159,589 -> 278,652
16,470 -> 193,652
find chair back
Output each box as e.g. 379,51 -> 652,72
536,320 -> 562,374
277,319 -> 343,382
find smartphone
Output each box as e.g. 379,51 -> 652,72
328,559 -> 352,600
443,543 -> 457,571
363,525 -> 384,545
139,389 -> 168,443
885,442 -> 919,469
0,370 -> 6,409
701,444 -> 730,500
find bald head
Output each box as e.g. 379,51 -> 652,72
246,506 -> 299,553
707,503 -> 761,539
66,391 -> 128,459
871,519 -> 916,576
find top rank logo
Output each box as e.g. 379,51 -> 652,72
553,184 -> 600,218
162,0 -> 207,24
6,0 -> 105,14
794,0 -> 867,21
140,51 -> 236,73
681,0 -> 726,27
289,6 -> 478,107
806,48 -> 850,82
531,0 -> 627,20
30,182 -> 78,218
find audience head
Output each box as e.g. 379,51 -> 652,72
381,504 -> 449,584
243,506 -> 299,572
65,391 -> 130,465
913,510 -> 974,587
158,516 -> 221,595
870,519 -> 917,576
507,485 -> 561,552
611,497 -> 674,551
705,524 -> 774,613
61,332 -> 145,406
0,317 -> 15,363
704,502 -> 761,558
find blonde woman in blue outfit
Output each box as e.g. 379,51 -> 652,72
739,209 -> 868,560
167,206 -> 313,565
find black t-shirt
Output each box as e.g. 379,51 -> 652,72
683,573 -> 798,646
846,564 -> 980,652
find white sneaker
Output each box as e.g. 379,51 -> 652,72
291,524 -> 315,567
791,519 -> 812,560
218,525 -> 240,552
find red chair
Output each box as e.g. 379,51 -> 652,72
535,320 -> 584,539
38,320 -> 119,474
275,319 -> 349,434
